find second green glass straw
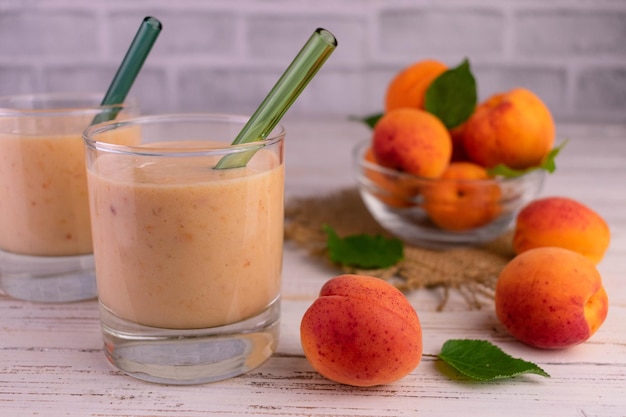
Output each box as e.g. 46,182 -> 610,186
91,16 -> 162,126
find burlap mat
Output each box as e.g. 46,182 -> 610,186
284,188 -> 516,310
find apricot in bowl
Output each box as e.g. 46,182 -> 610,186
353,140 -> 546,248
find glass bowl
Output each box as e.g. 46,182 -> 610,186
353,140 -> 546,249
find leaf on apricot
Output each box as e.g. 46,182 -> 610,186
424,58 -> 477,129
351,113 -> 383,129
438,339 -> 550,381
487,140 -> 568,178
323,225 -> 404,269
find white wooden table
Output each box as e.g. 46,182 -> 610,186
1,119 -> 625,416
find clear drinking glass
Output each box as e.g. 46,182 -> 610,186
0,93 -> 139,302
83,114 -> 285,384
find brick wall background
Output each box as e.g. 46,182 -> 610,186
1,0 -> 625,123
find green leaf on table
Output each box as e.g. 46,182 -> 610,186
438,339 -> 550,381
424,58 -> 477,129
323,225 -> 404,269
487,140 -> 568,178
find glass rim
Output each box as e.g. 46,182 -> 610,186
83,113 -> 286,157
0,92 -> 136,117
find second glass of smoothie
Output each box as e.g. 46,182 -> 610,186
0,93 -> 139,302
83,113 -> 285,385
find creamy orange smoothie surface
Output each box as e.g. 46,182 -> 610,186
88,141 -> 284,329
0,125 -> 139,256
0,132 -> 94,256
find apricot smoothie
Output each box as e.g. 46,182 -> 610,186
87,140 -> 284,329
0,96 -> 138,257
0,132 -> 93,255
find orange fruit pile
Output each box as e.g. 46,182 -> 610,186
365,58 -> 556,232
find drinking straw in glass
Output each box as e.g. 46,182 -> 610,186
91,16 -> 162,125
215,27 -> 337,169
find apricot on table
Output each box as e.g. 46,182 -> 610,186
513,196 -> 610,264
385,59 -> 448,112
422,162 -> 502,231
495,247 -> 609,349
372,108 -> 452,178
300,274 -> 422,387
462,88 -> 555,169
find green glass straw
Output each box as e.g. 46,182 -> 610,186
91,16 -> 162,125
215,28 -> 337,169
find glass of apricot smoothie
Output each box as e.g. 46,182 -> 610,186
0,93 -> 139,302
83,114 -> 285,384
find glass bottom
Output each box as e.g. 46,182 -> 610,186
100,297 -> 280,385
0,249 -> 97,302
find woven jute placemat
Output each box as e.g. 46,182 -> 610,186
284,188 -> 515,310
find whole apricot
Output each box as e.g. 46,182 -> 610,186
422,162 -> 502,231
363,147 -> 420,208
513,197 -> 610,264
385,59 -> 448,112
495,247 -> 608,349
372,108 -> 452,178
300,274 -> 422,387
463,88 -> 555,169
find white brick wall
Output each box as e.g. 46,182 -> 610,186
0,0 -> 625,123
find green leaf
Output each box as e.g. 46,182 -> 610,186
486,164 -> 528,178
438,339 -> 550,381
487,140 -> 568,178
323,225 -> 404,269
350,113 -> 383,129
425,58 -> 477,129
